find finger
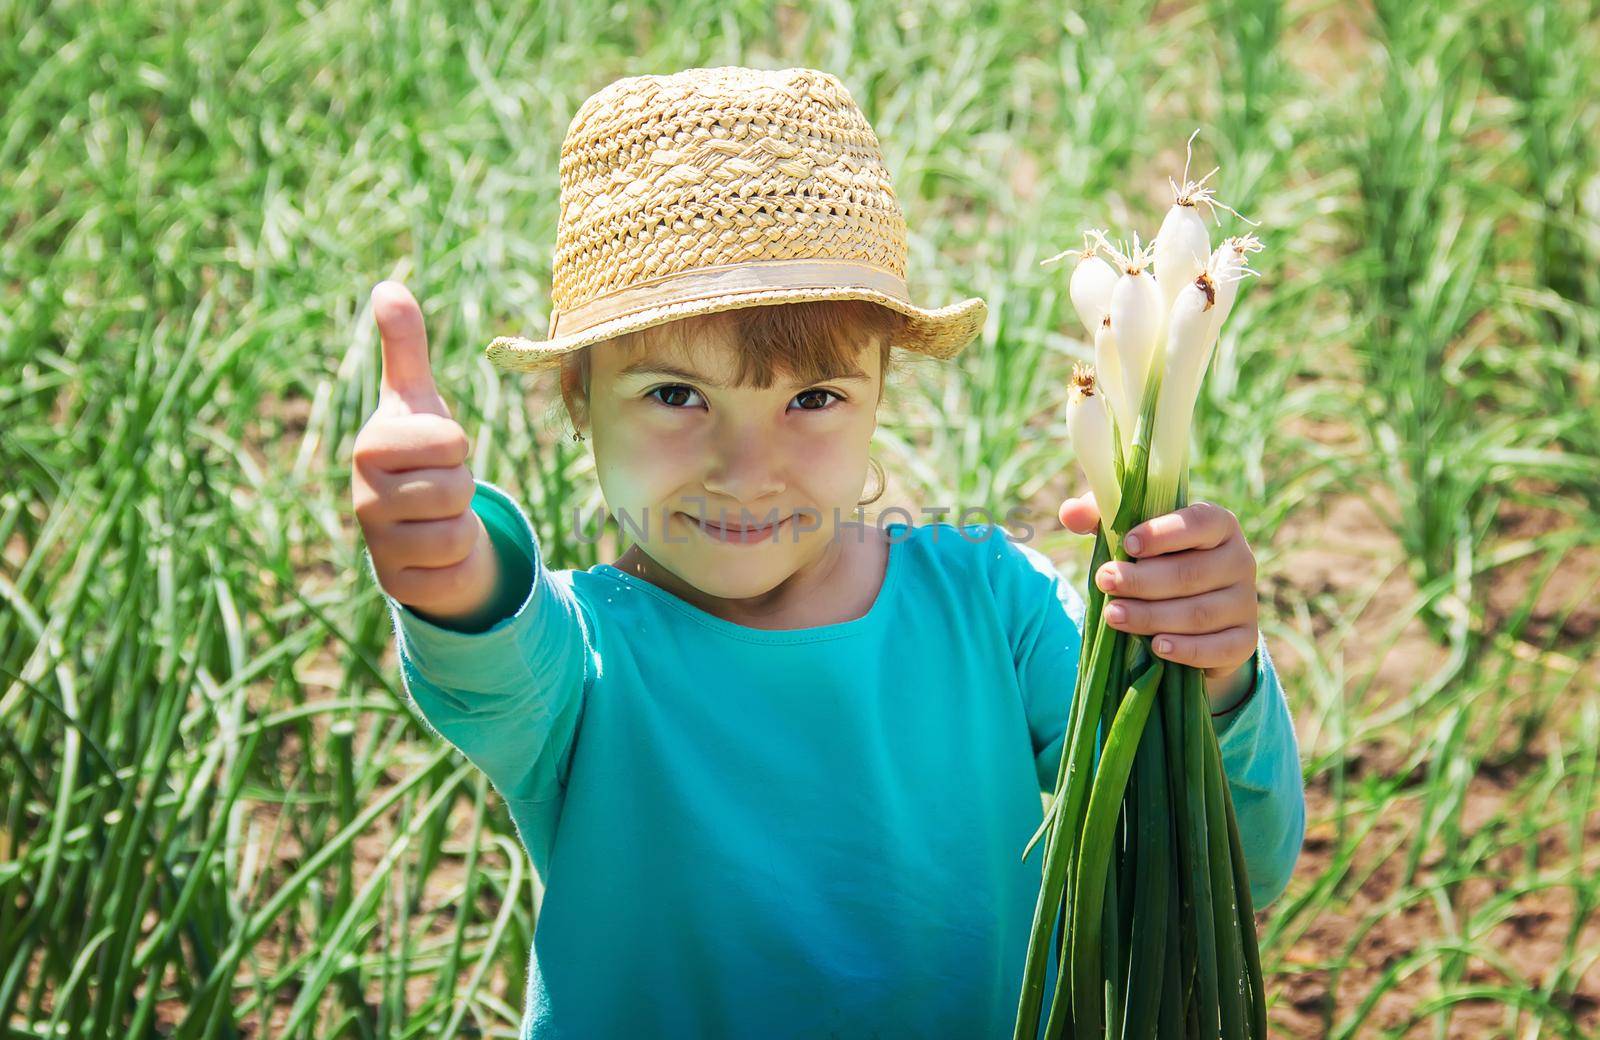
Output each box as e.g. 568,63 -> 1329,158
1058,490 -> 1100,534
353,413 -> 471,473
1096,539 -> 1251,599
359,466 -> 476,523
381,552 -> 489,612
1147,624 -> 1257,673
1123,500 -> 1238,558
381,512 -> 482,569
1100,584 -> 1256,637
372,281 -> 449,418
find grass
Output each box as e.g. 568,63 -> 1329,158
2,0 -> 1599,1036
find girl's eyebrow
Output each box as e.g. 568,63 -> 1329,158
616,362 -> 870,388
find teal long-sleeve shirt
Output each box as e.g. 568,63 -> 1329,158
374,479 -> 1306,1039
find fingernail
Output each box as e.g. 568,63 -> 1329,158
1124,533 -> 1143,555
1105,604 -> 1127,624
1097,567 -> 1117,591
1155,637 -> 1173,654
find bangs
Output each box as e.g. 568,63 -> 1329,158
565,299 -> 907,396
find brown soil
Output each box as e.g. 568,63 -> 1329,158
1205,348 -> 1600,1040
1277,776 -> 1600,1038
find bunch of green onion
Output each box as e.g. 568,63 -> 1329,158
1012,134 -> 1267,1040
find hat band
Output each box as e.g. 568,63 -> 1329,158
548,258 -> 910,338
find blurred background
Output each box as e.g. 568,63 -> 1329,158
3,0 -> 1598,1036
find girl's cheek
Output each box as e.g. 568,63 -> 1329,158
594,426 -> 696,512
799,436 -> 873,505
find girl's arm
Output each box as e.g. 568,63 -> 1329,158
369,478 -> 596,809
1000,537 -> 1306,909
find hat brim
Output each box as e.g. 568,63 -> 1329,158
484,285 -> 987,373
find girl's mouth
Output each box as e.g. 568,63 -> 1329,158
681,512 -> 791,544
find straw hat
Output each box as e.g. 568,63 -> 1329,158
484,65 -> 988,373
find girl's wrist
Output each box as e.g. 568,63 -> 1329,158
1206,654 -> 1257,717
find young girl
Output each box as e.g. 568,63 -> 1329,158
352,66 -> 1304,1039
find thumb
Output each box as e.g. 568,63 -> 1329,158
372,281 -> 449,418
1058,490 -> 1101,535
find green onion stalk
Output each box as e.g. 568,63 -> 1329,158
1017,144 -> 1267,1039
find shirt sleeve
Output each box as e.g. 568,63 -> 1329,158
1001,537 -> 1305,910
367,478 -> 596,814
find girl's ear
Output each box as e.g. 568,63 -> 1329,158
566,401 -> 590,440
558,351 -> 592,436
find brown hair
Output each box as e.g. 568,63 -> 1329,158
558,299 -> 908,506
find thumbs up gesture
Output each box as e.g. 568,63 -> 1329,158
352,281 -> 502,626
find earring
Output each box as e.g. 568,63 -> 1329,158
572,431 -> 586,442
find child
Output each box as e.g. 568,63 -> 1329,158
352,66 -> 1305,1039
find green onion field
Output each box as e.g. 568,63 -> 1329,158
3,0 -> 1597,1036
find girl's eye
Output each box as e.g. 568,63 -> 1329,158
645,385 -> 845,412
647,384 -> 703,409
792,388 -> 844,411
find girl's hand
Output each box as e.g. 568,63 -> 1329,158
352,281 -> 504,627
1059,491 -> 1259,714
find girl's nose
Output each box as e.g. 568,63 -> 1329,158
702,431 -> 786,504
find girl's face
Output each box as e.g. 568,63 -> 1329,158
585,322 -> 882,624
